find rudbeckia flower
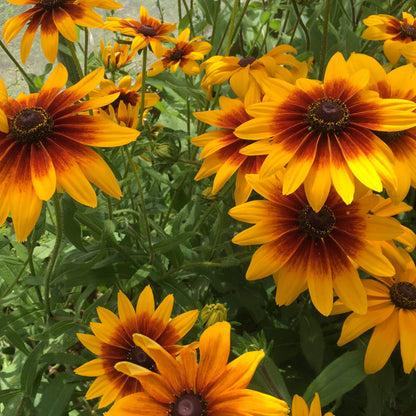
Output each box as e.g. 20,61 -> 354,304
100,39 -> 138,70
362,12 -> 416,64
334,248 -> 416,374
291,393 -> 334,416
0,64 -> 138,241
106,321 -> 290,416
75,286 -> 199,408
147,28 -> 212,76
103,6 -> 176,58
228,173 -> 414,316
235,52 -> 416,212
201,44 -> 308,103
191,96 -> 265,205
2,0 -> 122,64
347,53 -> 416,203
90,74 -> 160,129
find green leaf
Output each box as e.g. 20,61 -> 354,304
299,314 -> 324,373
35,375 -> 76,416
0,389 -> 21,404
62,196 -> 86,252
303,350 -> 367,406
152,232 -> 194,253
30,321 -> 76,341
21,342 -> 45,397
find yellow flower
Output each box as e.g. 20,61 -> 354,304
335,248 -> 416,374
2,0 -> 122,64
75,286 -> 199,408
191,96 -> 265,205
0,64 -> 137,241
347,53 -> 416,203
100,39 -> 138,70
106,321 -> 289,416
148,28 -> 212,77
229,173 -> 414,316
362,12 -> 416,64
235,52 -> 416,212
90,75 -> 159,129
291,393 -> 335,416
103,6 -> 176,58
200,44 -> 308,102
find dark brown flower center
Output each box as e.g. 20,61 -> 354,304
306,98 -> 350,133
108,90 -> 139,109
126,346 -> 156,370
170,49 -> 184,61
170,393 -> 207,416
9,107 -> 54,144
238,57 -> 256,67
298,205 -> 335,239
38,0 -> 65,10
390,281 -> 416,309
400,24 -> 416,40
373,130 -> 405,144
137,24 -> 157,37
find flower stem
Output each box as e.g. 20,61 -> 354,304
318,0 -> 331,80
125,145 -> 154,264
225,0 -> 240,56
0,40 -> 37,92
65,39 -> 84,80
44,193 -> 63,317
138,47 -> 148,129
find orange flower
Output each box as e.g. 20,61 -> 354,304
100,39 -> 138,70
103,6 -> 176,58
148,28 -> 212,76
235,52 -> 416,211
75,286 -> 199,408
229,174 -> 414,316
362,12 -> 416,64
2,0 -> 122,63
0,64 -> 138,241
191,96 -> 265,204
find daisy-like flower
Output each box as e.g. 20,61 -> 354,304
362,12 -> 416,64
75,286 -> 199,408
334,248 -> 416,374
2,0 -> 122,64
191,96 -> 265,205
201,44 -> 308,103
235,52 -> 416,212
228,173 -> 414,316
347,53 -> 416,203
147,28 -> 212,77
105,321 -> 289,416
103,6 -> 176,58
100,39 -> 138,70
291,393 -> 334,416
90,75 -> 160,129
0,64 -> 137,241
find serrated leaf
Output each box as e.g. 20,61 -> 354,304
304,350 -> 367,406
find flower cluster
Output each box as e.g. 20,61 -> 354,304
192,12 -> 416,376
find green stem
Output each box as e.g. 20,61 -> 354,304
318,0 -> 331,80
138,47 -> 148,129
26,237 -> 43,304
181,0 -> 195,38
291,1 -> 310,51
229,0 -> 251,52
225,0 -> 240,56
65,39 -> 84,80
125,146 -> 154,264
0,40 -> 37,92
84,28 -> 89,76
44,194 -> 64,317
1,258 -> 30,299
